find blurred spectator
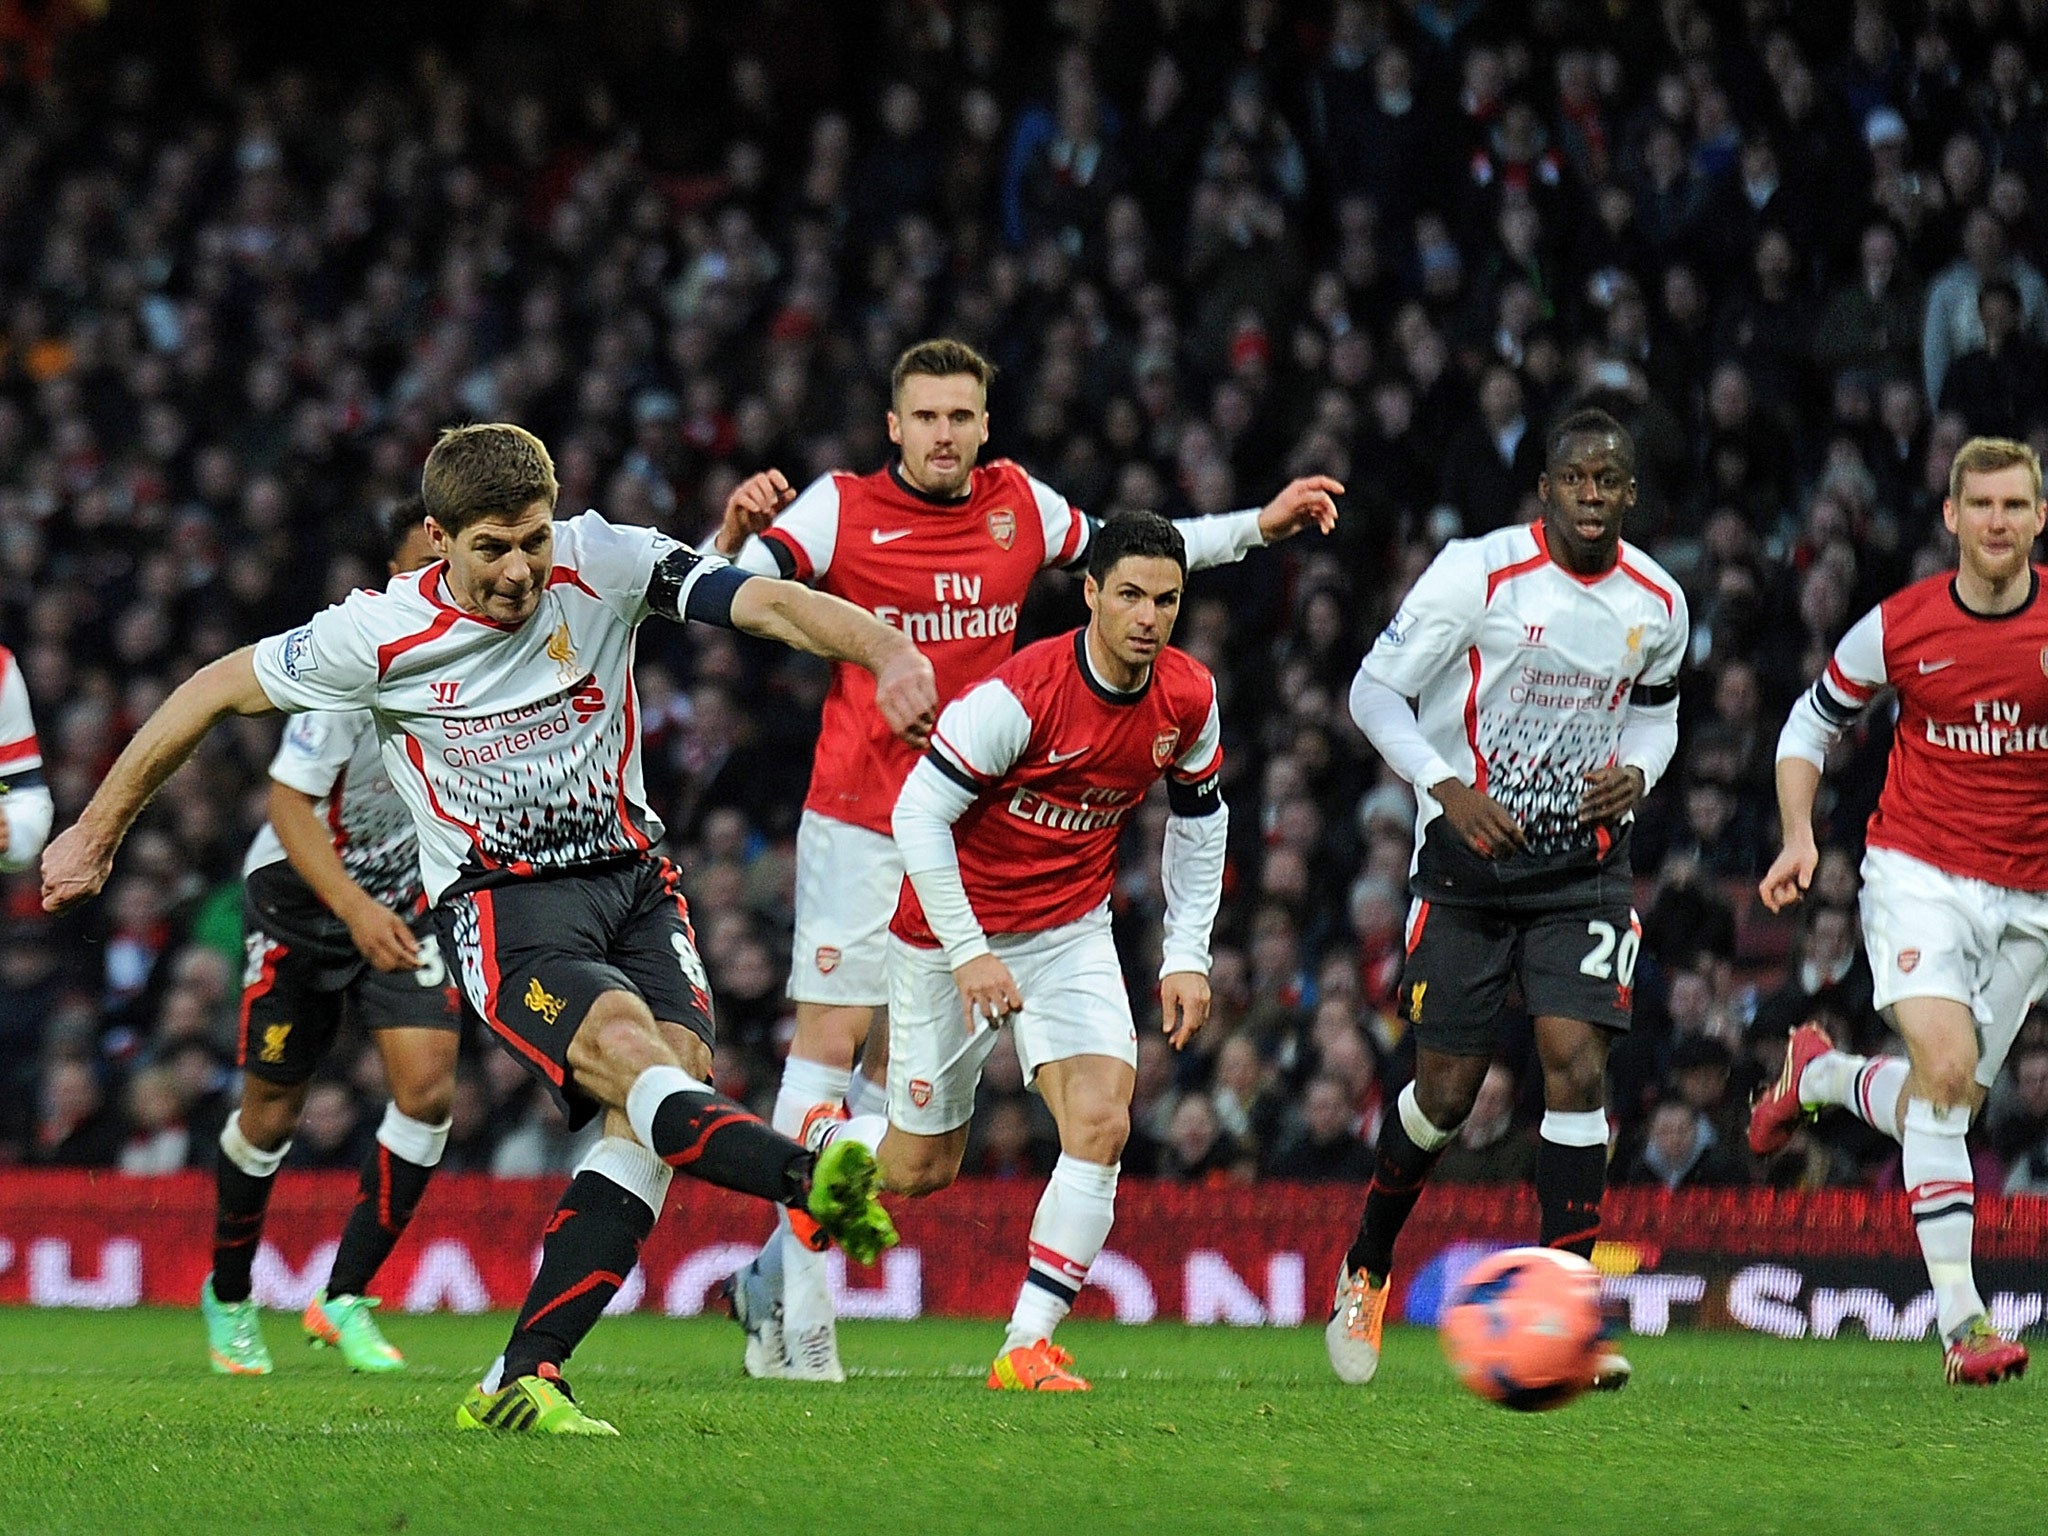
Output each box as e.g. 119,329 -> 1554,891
1159,1093 -> 1252,1184
1622,1099 -> 1751,1191
285,1080 -> 373,1172
31,1059 -> 123,1168
1263,1075 -> 1373,1182
1435,1064 -> 1537,1185
119,1065 -> 191,1174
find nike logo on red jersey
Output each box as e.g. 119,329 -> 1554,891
1047,746 -> 1087,763
1918,658 -> 1956,673
870,527 -> 914,544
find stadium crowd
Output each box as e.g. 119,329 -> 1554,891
6,0 -> 2048,1198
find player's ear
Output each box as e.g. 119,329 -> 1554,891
886,410 -> 902,446
424,516 -> 451,553
1082,572 -> 1099,612
1536,473 -> 1552,505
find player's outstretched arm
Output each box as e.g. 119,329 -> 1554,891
1255,475 -> 1344,542
42,647 -> 275,912
1760,756 -> 1823,913
729,577 -> 937,746
269,783 -> 420,972
714,468 -> 794,556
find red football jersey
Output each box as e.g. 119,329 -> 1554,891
892,630 -> 1222,942
751,461 -> 1085,834
1808,568 -> 2048,890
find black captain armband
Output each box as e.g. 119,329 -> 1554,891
1631,679 -> 1679,708
647,547 -> 754,628
1167,770 -> 1224,817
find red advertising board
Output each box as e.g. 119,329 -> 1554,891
2,1172 -> 2043,1340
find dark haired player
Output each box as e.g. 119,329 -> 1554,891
714,336 -> 1340,1379
202,498 -> 459,1377
45,422 -> 936,1434
809,511 -> 1227,1390
1330,409 -> 1688,1392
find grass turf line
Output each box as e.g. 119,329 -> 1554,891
0,1309 -> 2038,1536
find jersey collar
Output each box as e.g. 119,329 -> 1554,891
1948,567 -> 2040,621
887,461 -> 976,508
1073,627 -> 1153,706
1532,521 -> 1620,584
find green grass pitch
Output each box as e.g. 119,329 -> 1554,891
0,1309 -> 2039,1536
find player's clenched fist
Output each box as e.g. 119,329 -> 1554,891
1758,837 -> 1816,913
872,644 -> 938,750
1160,971 -> 1211,1050
716,468 -> 795,555
953,952 -> 1023,1032
1577,764 -> 1646,825
1256,475 -> 1344,542
1430,776 -> 1529,860
41,822 -> 113,913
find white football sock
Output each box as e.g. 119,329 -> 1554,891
1835,1055 -> 1909,1140
1004,1155 -> 1119,1354
820,1113 -> 888,1154
1795,1047 -> 1859,1110
760,1057 -> 853,1309
846,1069 -> 889,1120
1901,1097 -> 1985,1340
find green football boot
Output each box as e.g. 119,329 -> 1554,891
201,1275 -> 274,1377
807,1137 -> 898,1266
455,1366 -> 619,1435
303,1289 -> 405,1373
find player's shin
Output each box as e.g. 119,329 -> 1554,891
1902,1097 -> 1988,1340
212,1113 -> 290,1303
1537,1108 -> 1609,1258
626,1064 -> 817,1203
1345,1083 -> 1457,1281
1004,1155 -> 1119,1352
499,1137 -> 671,1382
326,1104 -> 449,1298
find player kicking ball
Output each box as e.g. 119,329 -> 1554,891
810,511 -> 1227,1389
203,499 -> 458,1377
1329,408 -> 1687,1391
45,423 -> 936,1433
1751,436 -> 2043,1386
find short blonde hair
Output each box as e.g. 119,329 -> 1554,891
1948,435 -> 2043,505
422,423 -> 559,534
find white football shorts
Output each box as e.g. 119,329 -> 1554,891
1859,845 -> 2048,1088
886,907 -> 1137,1136
786,810 -> 903,1007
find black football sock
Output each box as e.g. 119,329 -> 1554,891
211,1113 -> 289,1304
325,1148 -> 436,1299
1345,1090 -> 1454,1282
499,1171 -> 656,1382
629,1067 -> 815,1208
1537,1117 -> 1609,1259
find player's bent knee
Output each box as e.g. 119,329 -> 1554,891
1064,1105 -> 1130,1164
390,1079 -> 454,1125
792,1002 -> 872,1070
878,1134 -> 963,1197
567,995 -> 666,1099
238,1079 -> 307,1149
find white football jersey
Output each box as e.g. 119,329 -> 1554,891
243,708 -> 422,909
1360,523 -> 1688,860
252,512 -> 730,903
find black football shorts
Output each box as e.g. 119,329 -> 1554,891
438,855 -> 715,1127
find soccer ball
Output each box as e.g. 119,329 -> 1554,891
1438,1246 -> 1603,1411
